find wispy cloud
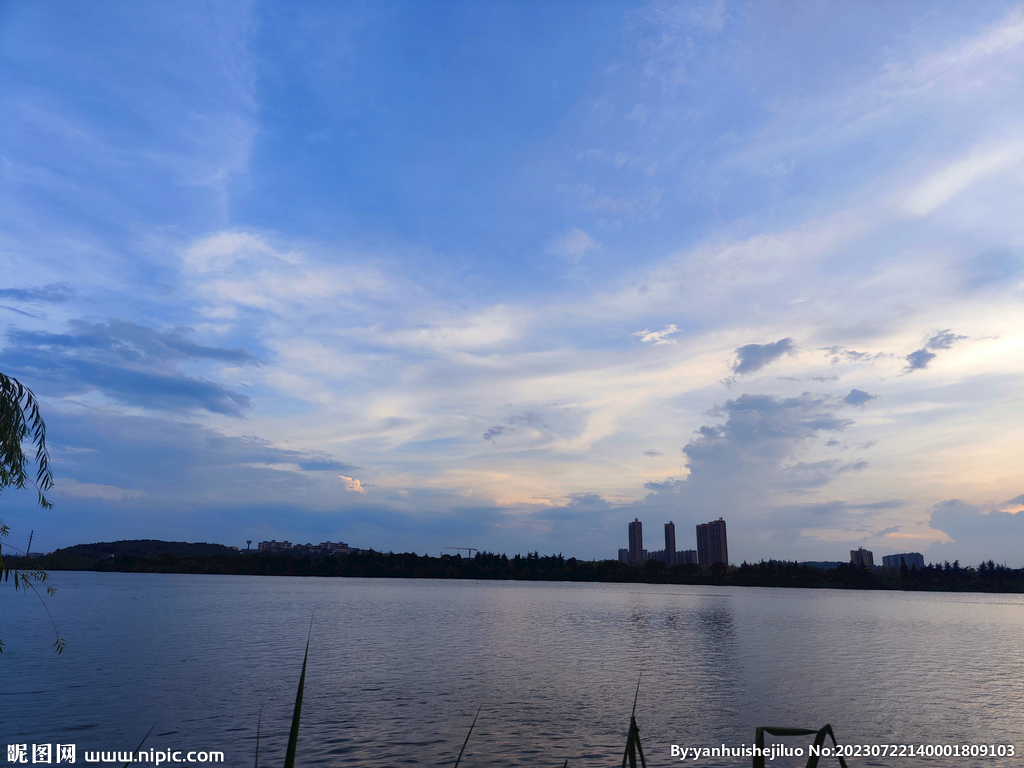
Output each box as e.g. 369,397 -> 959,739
0,283 -> 75,304
1,319 -> 259,415
545,227 -> 600,263
632,324 -> 679,345
902,329 -> 967,373
902,140 -> 1024,216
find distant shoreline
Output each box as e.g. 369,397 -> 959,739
14,545 -> 1024,594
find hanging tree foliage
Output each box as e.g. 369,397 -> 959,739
1,371 -> 62,653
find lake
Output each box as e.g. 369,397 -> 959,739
2,573 -> 1022,767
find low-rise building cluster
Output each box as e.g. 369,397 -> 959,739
256,540 -> 364,556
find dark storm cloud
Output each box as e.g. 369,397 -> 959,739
843,388 -> 877,406
732,338 -> 796,374
1,318 -> 260,416
0,283 -> 75,303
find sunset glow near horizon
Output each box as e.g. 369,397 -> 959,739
2,1 -> 1023,565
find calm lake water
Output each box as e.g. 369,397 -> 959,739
2,573 -> 1022,767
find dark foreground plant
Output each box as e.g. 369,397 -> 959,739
284,621 -> 312,768
453,706 -> 481,768
275,649 -> 689,768
1,371 -> 62,653
123,726 -> 155,768
753,724 -> 848,768
620,673 -> 647,768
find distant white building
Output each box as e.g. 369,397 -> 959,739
257,540 -> 292,552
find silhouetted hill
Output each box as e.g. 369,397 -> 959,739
53,539 -> 240,560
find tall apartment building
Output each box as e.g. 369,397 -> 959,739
881,552 -> 924,569
628,518 -> 643,565
664,521 -> 677,567
850,547 -> 874,568
696,517 -> 729,566
677,549 -> 698,564
618,548 -> 629,564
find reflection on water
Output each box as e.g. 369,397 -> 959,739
2,575 -> 1022,767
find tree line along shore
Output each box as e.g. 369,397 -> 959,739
11,541 -> 1024,593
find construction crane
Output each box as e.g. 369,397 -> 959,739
445,547 -> 477,558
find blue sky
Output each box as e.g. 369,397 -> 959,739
2,1 -> 1023,565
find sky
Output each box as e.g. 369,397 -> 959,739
1,1 -> 1023,566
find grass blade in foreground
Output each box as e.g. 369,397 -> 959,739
453,705 -> 481,768
284,622 -> 312,768
123,725 -> 155,768
254,708 -> 262,768
621,670 -> 647,768
620,716 -> 647,768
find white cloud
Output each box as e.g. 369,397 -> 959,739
632,324 -> 680,345
338,475 -> 367,494
183,231 -> 293,273
901,140 -> 1024,216
181,231 -> 389,318
381,306 -> 528,353
545,227 -> 600,263
889,10 -> 1024,87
